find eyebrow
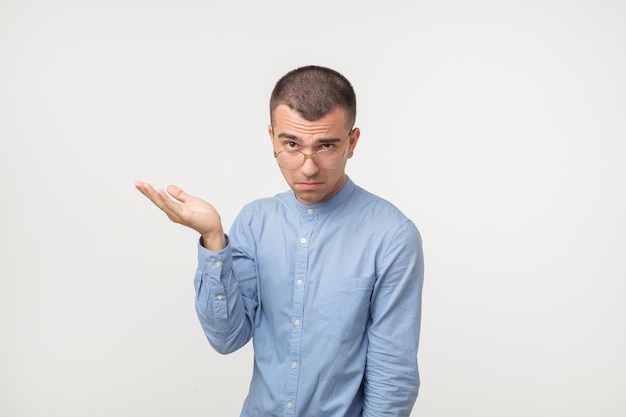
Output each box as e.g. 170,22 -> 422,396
277,133 -> 343,144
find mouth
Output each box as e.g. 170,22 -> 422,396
296,182 -> 323,191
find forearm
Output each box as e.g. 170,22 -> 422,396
194,238 -> 257,354
364,322 -> 421,416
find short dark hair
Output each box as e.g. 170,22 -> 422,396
270,65 -> 357,127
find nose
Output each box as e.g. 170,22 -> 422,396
299,154 -> 320,177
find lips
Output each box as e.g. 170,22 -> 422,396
297,182 -> 323,190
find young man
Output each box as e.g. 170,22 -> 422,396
136,65 -> 424,417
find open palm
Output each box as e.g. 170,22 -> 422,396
135,181 -> 225,249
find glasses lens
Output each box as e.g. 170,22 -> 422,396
276,150 -> 303,170
315,150 -> 341,169
276,150 -> 343,170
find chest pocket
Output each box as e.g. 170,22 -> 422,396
314,276 -> 375,342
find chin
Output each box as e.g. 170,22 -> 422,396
295,193 -> 325,205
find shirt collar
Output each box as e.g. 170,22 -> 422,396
287,176 -> 355,216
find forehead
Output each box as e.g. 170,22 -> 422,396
272,105 -> 350,137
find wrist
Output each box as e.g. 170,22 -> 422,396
201,230 -> 226,252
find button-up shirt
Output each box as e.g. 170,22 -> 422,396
194,177 -> 424,417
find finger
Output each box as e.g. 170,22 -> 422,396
135,181 -> 164,204
136,182 -> 182,216
135,180 -> 156,199
166,184 -> 190,203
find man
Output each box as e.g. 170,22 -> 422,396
136,65 -> 424,417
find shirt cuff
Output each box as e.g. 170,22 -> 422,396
197,234 -> 232,276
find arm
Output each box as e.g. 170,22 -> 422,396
135,181 -> 257,352
363,220 -> 424,417
193,211 -> 259,354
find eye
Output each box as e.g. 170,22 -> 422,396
283,141 -> 298,150
320,143 -> 335,150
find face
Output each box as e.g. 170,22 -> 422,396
269,104 -> 360,206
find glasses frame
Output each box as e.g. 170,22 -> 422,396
273,129 -> 354,170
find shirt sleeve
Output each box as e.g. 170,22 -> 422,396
193,212 -> 259,354
363,220 -> 424,416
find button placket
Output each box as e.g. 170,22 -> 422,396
282,210 -> 316,414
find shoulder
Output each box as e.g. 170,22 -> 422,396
348,183 -> 421,241
350,184 -> 411,223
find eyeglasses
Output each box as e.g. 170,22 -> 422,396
273,130 -> 354,170
274,147 -> 349,170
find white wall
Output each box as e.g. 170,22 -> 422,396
1,1 -> 624,416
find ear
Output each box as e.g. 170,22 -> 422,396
347,127 -> 361,158
268,124 -> 274,140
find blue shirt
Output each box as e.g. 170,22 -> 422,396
194,177 -> 424,417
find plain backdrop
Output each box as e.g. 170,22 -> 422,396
1,1 -> 625,416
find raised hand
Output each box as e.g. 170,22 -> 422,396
135,181 -> 226,251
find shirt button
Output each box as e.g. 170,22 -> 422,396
286,402 -> 293,409
216,295 -> 223,301
300,237 -> 307,244
291,361 -> 298,369
294,319 -> 301,326
296,279 -> 303,286
214,261 -> 222,267
307,208 -> 314,215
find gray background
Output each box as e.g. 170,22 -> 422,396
1,0 -> 625,416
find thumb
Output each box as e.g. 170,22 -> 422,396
166,184 -> 189,203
